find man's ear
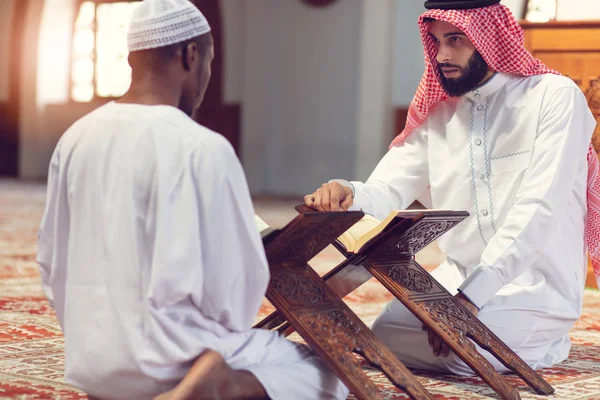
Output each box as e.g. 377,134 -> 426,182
182,42 -> 198,71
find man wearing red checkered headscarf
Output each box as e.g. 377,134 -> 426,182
306,0 -> 598,375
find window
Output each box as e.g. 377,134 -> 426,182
71,1 -> 140,102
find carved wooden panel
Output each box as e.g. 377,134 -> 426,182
298,306 -> 434,399
261,212 -> 434,400
266,267 -> 382,399
266,263 -> 433,400
371,214 -> 466,257
270,268 -> 327,306
388,263 -> 435,293
366,257 -> 554,399
259,207 -> 554,399
265,211 -> 363,264
372,258 -> 445,297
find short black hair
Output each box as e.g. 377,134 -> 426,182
423,17 -> 436,23
128,33 -> 213,72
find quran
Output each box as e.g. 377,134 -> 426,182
336,209 -> 456,253
254,215 -> 274,238
256,210 -> 458,254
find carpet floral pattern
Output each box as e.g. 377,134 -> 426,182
1,181 -> 600,399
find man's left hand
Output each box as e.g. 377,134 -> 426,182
421,292 -> 479,358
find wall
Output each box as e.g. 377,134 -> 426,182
503,0 -> 526,19
0,0 -> 15,103
12,0 -> 76,179
240,0 -> 361,195
557,0 -> 600,20
240,0 -> 394,195
22,0 -> 395,191
220,0 -> 244,104
354,1 -> 394,181
19,0 -> 46,179
37,0 -> 75,110
15,0 -> 536,182
22,0 -> 246,180
391,1 -> 425,107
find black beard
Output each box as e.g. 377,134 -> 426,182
438,51 -> 489,97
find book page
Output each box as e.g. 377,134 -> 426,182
337,209 -> 459,253
254,215 -> 270,233
337,214 -> 381,252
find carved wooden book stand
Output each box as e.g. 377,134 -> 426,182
259,211 -> 434,400
257,207 -> 554,400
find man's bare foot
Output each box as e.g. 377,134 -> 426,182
153,349 -> 269,400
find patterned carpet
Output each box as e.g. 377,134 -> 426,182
2,180 -> 600,399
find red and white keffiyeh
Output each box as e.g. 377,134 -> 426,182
391,3 -> 600,285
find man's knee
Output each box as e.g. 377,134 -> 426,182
371,300 -> 421,334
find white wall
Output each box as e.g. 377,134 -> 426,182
557,0 -> 600,20
502,0 -> 526,19
0,0 -> 15,103
391,1 -> 425,107
236,0 -> 396,195
354,1 -> 394,181
220,0 -> 244,104
240,0 -> 362,195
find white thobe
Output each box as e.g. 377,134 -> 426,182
37,102 -> 349,400
344,73 -> 597,374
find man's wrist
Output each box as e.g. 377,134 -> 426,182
328,179 -> 355,197
457,265 -> 505,310
456,290 -> 481,311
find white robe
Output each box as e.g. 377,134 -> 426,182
37,102 -> 349,400
343,73 -> 597,373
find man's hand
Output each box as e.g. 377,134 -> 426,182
421,292 -> 479,358
304,182 -> 353,212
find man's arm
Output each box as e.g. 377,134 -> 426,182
146,134 -> 269,333
459,86 -> 597,309
37,150 -> 60,308
307,126 -> 430,220
190,136 -> 270,332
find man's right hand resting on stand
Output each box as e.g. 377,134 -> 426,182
304,182 -> 354,212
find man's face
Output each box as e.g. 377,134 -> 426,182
428,20 -> 490,97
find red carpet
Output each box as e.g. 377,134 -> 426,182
2,181 -> 600,399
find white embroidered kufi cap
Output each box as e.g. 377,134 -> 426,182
127,0 -> 211,52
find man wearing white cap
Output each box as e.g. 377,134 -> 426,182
36,1 -> 349,399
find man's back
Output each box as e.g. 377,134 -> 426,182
37,102 -> 270,399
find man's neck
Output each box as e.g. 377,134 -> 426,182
117,73 -> 181,109
477,69 -> 497,88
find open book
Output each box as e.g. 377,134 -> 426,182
255,215 -> 276,240
256,209 -> 457,254
337,209 -> 456,253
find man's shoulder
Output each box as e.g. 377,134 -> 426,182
164,115 -> 234,155
108,104 -> 233,155
59,103 -> 233,157
513,73 -> 581,95
55,103 -> 114,149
